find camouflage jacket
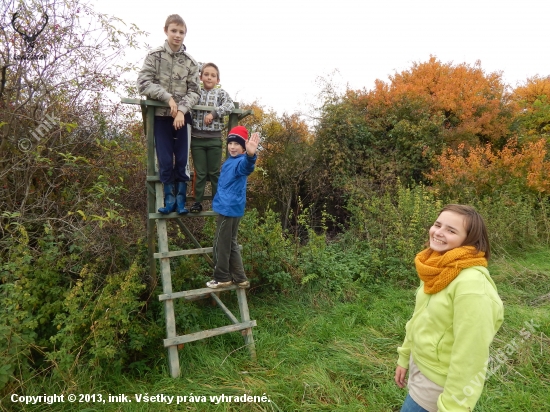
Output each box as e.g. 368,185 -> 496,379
137,41 -> 200,117
192,87 -> 235,132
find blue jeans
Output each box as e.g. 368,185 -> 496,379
400,394 -> 429,412
154,115 -> 191,184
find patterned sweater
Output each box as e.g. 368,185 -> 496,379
192,87 -> 234,135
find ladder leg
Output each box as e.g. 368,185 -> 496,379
156,182 -> 181,378
158,220 -> 180,377
147,208 -> 157,290
146,106 -> 158,291
236,288 -> 256,360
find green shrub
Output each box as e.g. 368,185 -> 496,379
344,181 -> 441,284
0,223 -> 69,391
0,221 -> 155,393
238,209 -> 295,291
49,262 -> 148,378
473,194 -> 550,253
299,240 -> 383,298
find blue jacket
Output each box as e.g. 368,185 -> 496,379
213,153 -> 257,217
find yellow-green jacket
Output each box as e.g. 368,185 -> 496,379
397,266 -> 504,411
137,41 -> 200,117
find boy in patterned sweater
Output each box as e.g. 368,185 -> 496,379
190,63 -> 235,212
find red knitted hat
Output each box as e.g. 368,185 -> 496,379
227,126 -> 248,151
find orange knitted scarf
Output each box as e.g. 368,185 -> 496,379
415,246 -> 488,294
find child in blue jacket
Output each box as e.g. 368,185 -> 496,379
206,126 -> 259,288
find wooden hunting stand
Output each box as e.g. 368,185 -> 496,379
121,98 -> 256,378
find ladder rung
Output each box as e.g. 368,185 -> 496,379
149,175 -> 200,182
155,247 -> 213,259
122,98 -> 249,115
149,211 -> 218,219
150,195 -> 213,201
159,284 -> 246,301
164,320 -> 256,347
147,174 -> 212,183
163,196 -> 213,201
155,244 -> 241,259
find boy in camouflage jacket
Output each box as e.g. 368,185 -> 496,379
137,14 -> 200,214
190,62 -> 235,213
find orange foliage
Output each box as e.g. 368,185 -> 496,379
365,56 -> 512,146
513,75 -> 550,106
427,138 -> 550,196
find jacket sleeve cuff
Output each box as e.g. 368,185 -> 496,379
397,353 -> 410,369
162,92 -> 172,103
397,343 -> 411,369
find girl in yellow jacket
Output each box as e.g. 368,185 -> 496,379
395,204 -> 504,412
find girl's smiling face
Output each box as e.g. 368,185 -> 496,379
429,211 -> 468,253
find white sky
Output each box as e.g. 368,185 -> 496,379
93,0 -> 549,115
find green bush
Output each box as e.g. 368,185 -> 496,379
473,194 -> 550,253
238,209 -> 295,291
299,240 -> 383,298
0,221 -> 155,393
49,262 -> 148,377
0,223 -> 69,391
344,181 -> 441,284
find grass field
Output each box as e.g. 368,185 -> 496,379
3,249 -> 550,412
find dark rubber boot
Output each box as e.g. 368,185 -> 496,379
176,181 -> 189,215
158,183 -> 177,214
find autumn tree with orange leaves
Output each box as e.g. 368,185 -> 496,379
312,56 -> 518,195
427,138 -> 550,199
365,56 -> 514,147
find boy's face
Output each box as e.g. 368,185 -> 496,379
164,23 -> 186,52
228,141 -> 245,157
201,66 -> 219,90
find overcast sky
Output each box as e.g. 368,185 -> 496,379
94,0 -> 549,115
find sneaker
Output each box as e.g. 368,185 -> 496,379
234,280 -> 250,288
206,279 -> 233,289
190,202 -> 203,213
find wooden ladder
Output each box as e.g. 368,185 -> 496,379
121,98 -> 256,378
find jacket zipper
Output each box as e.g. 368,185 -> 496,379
168,52 -> 174,94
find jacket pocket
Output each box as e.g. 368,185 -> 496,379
436,325 -> 454,363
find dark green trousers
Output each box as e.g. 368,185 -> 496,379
191,137 -> 222,202
212,215 -> 248,283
